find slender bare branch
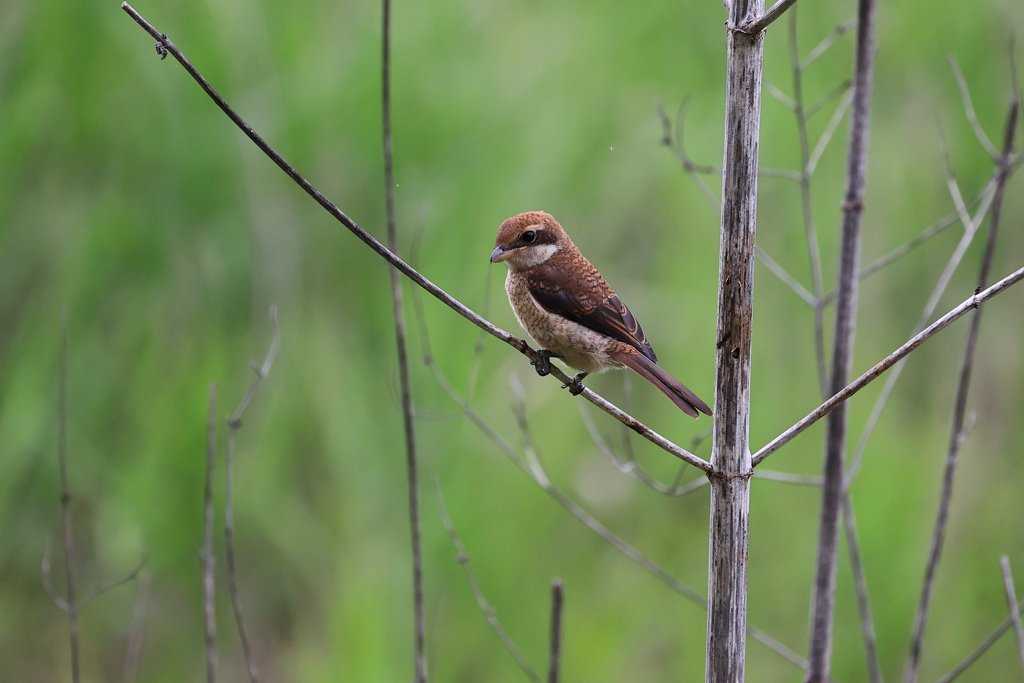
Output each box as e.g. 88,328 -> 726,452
807,90 -> 854,177
79,552 -> 149,606
842,497 -> 883,683
800,18 -> 857,72
433,479 -> 543,683
843,176 -> 998,485
120,3 -> 708,475
789,7 -> 828,399
949,56 -> 1000,160
1001,557 -> 1024,673
755,246 -> 817,306
766,82 -> 797,110
739,0 -> 799,34
549,579 -> 564,683
224,307 -> 280,683
753,262 -> 1024,466
381,2 -> 427,679
42,537 -> 71,614
904,95 -> 1017,683
806,80 -> 852,120
204,380 -> 218,683
932,597 -> 1024,683
123,571 -> 151,683
56,310 -> 81,683
806,0 -> 876,678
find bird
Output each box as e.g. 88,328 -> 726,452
490,211 -> 712,418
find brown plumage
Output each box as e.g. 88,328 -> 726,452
490,211 -> 712,418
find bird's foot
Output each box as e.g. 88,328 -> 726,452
562,372 -> 589,396
531,350 -> 559,377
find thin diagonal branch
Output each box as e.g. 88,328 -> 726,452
549,580 -> 564,683
42,537 -> 71,613
800,18 -> 857,72
120,2 -> 709,474
79,552 -> 149,606
381,1 -> 427,679
753,262 -> 1024,466
903,95 -> 1017,683
433,479 -> 542,683
949,56 -> 1000,160
806,80 -> 852,120
932,596 -> 1024,683
225,307 -> 281,683
204,380 -> 217,683
755,246 -> 817,306
1001,557 -> 1024,673
739,0 -> 800,34
58,310 -> 80,683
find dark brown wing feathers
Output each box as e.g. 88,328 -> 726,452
525,262 -> 657,363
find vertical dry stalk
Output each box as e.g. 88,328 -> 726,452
204,381 -> 218,683
806,0 -> 876,680
706,0 -> 764,679
903,96 -> 1018,683
58,312 -> 81,683
381,1 -> 426,680
549,579 -> 564,683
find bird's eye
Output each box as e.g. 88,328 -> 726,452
522,230 -> 537,244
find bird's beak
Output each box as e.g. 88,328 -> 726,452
490,245 -> 517,263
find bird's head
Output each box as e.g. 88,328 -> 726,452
490,211 -> 570,271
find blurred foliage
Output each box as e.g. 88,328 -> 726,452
1,0 -> 1023,681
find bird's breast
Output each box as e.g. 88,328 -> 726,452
504,271 -> 621,374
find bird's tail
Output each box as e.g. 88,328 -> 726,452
617,353 -> 713,419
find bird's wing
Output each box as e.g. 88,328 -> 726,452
525,263 -> 658,363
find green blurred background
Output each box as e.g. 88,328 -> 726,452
2,0 -> 1023,680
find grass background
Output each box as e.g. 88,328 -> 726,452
1,0 -> 1023,680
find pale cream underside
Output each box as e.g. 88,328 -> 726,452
504,268 -> 623,375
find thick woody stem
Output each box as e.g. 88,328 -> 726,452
806,0 -> 876,680
706,0 -> 764,679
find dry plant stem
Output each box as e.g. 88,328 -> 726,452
842,497 -> 883,683
707,0 -> 764,678
57,313 -> 80,683
739,0 -> 799,34
903,97 -> 1018,683
433,480 -> 542,683
752,262 -> 1024,465
549,580 -> 564,683
123,571 -> 151,683
381,2 -> 427,680
933,597 -> 1024,683
806,0 -> 875,679
950,56 -> 1000,160
1001,557 -> 1024,672
788,8 -> 828,399
224,307 -> 280,683
119,3 -> 708,474
204,380 -> 218,683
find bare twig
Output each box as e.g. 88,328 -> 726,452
949,56 -> 1000,160
842,497 -> 883,683
381,1 -> 427,678
755,246 -> 818,306
807,90 -> 854,177
549,580 -> 564,683
120,3 -> 708,474
123,571 -> 151,683
1001,557 -> 1024,673
800,18 -> 857,72
79,552 -> 149,606
789,7 -> 828,399
806,80 -> 852,120
806,0 -> 876,678
738,0 -> 799,34
57,311 -> 80,683
753,262 -> 1024,466
224,307 -> 280,683
708,0 -> 765,677
843,176 -> 998,485
204,380 -> 217,683
904,95 -> 1017,683
433,479 -> 542,683
42,537 -> 71,613
932,597 -> 1024,683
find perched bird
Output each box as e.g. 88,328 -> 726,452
490,211 -> 712,418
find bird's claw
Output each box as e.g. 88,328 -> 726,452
562,372 -> 588,396
531,350 -> 556,377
